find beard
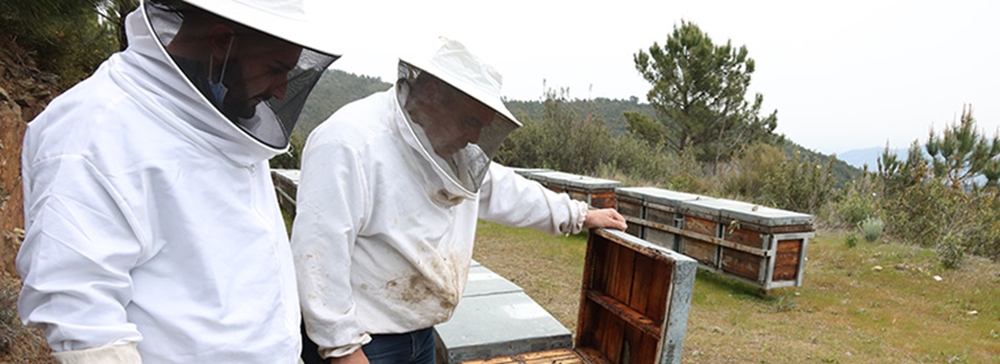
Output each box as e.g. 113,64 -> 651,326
219,59 -> 259,121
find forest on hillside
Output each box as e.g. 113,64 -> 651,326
292,70 -> 862,188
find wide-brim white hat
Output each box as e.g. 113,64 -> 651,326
400,37 -> 521,127
181,0 -> 343,57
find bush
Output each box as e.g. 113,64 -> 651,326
845,231 -> 859,248
859,216 -> 884,243
497,90 -> 611,176
720,143 -> 835,215
938,232 -> 965,270
722,143 -> 785,200
836,175 -> 880,228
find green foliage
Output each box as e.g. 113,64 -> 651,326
859,216 -> 884,243
623,111 -> 665,147
0,0 -> 121,87
634,20 -> 780,168
504,96 -> 656,137
845,231 -> 859,248
496,89 -> 613,175
722,143 -> 835,214
924,106 -> 1000,190
835,175 -> 880,228
722,143 -> 786,200
872,111 -> 1000,262
766,150 -> 836,214
938,232 -> 965,270
601,135 -> 673,183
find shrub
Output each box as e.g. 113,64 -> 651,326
938,232 -> 965,270
722,143 -> 785,200
497,90 -> 612,176
859,216 -> 884,243
845,231 -> 859,248
835,175 -> 880,228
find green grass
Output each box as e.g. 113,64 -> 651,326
473,222 -> 1000,363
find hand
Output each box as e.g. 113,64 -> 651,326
582,208 -> 628,231
328,349 -> 369,364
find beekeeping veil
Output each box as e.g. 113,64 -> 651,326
397,38 -> 521,200
144,0 -> 341,150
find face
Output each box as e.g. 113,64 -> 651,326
415,89 -> 496,158
219,36 -> 302,119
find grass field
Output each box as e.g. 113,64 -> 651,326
472,220 -> 1000,363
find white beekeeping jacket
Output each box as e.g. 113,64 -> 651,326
17,4 -> 320,363
292,86 -> 588,359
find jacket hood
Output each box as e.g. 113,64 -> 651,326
391,84 -> 479,206
109,5 -> 295,165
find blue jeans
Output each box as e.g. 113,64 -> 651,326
300,324 -> 435,364
363,327 -> 436,364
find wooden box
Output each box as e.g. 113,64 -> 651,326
614,187 -> 655,239
680,198 -> 814,289
522,171 -> 622,209
271,168 -> 301,213
463,229 -> 697,364
639,189 -> 705,252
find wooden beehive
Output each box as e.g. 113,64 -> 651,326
615,187 -> 655,239
640,189 -> 705,253
463,229 -> 697,364
523,171 -> 622,209
680,198 -> 814,289
271,168 -> 300,213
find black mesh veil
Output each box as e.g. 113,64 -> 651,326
145,0 -> 338,149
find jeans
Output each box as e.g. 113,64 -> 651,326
300,324 -> 435,364
363,327 -> 435,364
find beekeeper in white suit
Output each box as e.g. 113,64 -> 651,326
292,37 -> 628,364
17,0 -> 344,362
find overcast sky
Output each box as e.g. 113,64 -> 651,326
314,0 -> 999,154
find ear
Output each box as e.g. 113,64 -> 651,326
422,78 -> 442,104
206,23 -> 235,61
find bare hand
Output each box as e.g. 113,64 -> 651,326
582,208 -> 628,231
327,349 -> 369,364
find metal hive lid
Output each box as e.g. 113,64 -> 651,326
507,167 -> 552,178
272,168 -> 301,184
527,171 -> 622,189
684,198 -> 814,227
642,188 -> 707,208
614,186 -> 665,200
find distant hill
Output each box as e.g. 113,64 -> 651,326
297,71 -> 862,186
296,69 -> 392,136
784,142 -> 863,188
837,146 -> 911,170
504,97 -> 655,136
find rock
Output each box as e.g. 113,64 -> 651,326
895,264 -> 908,271
933,275 -> 943,282
968,310 -> 978,315
871,265 -> 883,272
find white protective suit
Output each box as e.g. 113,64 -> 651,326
292,85 -> 590,358
17,6 -> 304,363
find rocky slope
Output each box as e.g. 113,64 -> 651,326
0,35 -> 59,364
